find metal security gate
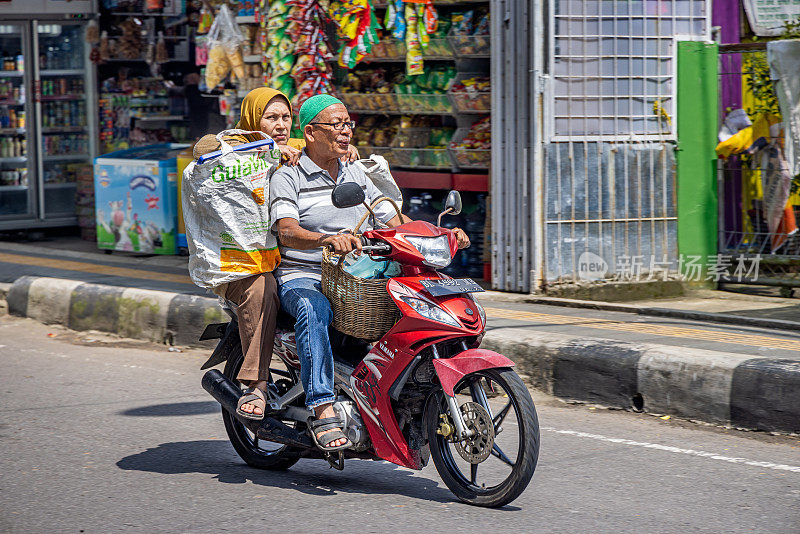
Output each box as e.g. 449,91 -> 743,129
490,0 -> 539,292
717,43 -> 800,294
491,0 -> 709,292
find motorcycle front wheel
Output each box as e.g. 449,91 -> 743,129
222,344 -> 301,471
424,368 -> 540,508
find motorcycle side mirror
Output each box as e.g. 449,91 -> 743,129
437,190 -> 462,225
331,182 -> 366,209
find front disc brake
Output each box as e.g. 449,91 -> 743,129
453,401 -> 495,464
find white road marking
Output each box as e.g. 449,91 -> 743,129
542,426 -> 800,473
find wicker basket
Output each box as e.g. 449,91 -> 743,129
321,249 -> 400,340
320,197 -> 404,341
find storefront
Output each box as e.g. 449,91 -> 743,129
1,0 -> 494,279
0,0 -> 98,232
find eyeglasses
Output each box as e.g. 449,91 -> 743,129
310,120 -> 356,131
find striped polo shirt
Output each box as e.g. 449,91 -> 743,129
269,150 -> 395,283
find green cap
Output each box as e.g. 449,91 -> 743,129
299,94 -> 344,131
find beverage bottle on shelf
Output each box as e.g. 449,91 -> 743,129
9,109 -> 15,128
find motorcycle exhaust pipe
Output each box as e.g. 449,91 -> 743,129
201,369 -> 314,450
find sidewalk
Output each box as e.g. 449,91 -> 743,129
1,235 -> 799,434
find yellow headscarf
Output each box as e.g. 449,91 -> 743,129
229,87 -> 305,150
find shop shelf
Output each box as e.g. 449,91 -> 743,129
44,182 -> 77,188
448,72 -> 491,114
359,146 -> 393,162
447,34 -> 491,58
392,170 -> 452,190
0,184 -> 27,191
449,127 -> 490,169
0,100 -> 24,106
40,70 -> 84,76
133,115 -> 187,122
396,93 -> 453,114
370,39 -> 406,59
0,157 -> 27,165
339,93 -> 399,113
40,95 -> 84,102
452,172 -> 489,192
389,147 -> 453,170
43,155 -> 88,162
0,128 -> 26,135
42,126 -> 86,134
425,39 -> 454,57
235,15 -> 257,23
0,71 -> 23,78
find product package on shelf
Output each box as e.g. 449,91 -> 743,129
205,5 -> 246,90
339,67 -> 399,112
448,8 -> 490,58
357,115 -> 453,170
285,0 -> 337,113
394,64 -> 455,113
449,116 -> 490,169
448,73 -> 490,113
331,0 -> 381,68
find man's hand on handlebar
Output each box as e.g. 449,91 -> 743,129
320,233 -> 362,255
453,227 -> 470,249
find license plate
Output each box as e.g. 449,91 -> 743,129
420,278 -> 485,297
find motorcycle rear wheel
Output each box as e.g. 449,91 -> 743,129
222,345 -> 301,471
425,368 -> 539,508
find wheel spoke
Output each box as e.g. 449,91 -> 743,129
470,462 -> 478,485
493,401 -> 512,431
491,444 -> 514,467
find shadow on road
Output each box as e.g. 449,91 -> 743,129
119,401 -> 221,417
115,440 -> 463,505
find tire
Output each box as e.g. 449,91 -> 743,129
425,368 -> 540,508
221,346 -> 301,471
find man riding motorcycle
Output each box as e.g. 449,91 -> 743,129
269,94 -> 470,450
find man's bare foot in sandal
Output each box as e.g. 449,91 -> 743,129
236,380 -> 268,420
309,403 -> 350,451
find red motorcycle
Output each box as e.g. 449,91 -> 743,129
201,185 -> 539,507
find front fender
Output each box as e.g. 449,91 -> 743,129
432,349 -> 515,396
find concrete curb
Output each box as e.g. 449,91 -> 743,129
6,276 -> 225,347
474,293 -> 800,333
4,276 -> 798,434
525,296 -> 800,333
481,329 -> 800,434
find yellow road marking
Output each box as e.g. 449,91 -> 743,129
0,252 -> 195,285
485,307 -> 800,352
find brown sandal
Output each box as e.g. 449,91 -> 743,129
236,387 -> 266,420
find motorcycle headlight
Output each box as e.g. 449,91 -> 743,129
405,235 -> 452,268
400,296 -> 461,328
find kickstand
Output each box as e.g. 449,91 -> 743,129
325,451 -> 345,470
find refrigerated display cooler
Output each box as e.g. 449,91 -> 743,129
94,144 -> 189,255
0,2 -> 98,231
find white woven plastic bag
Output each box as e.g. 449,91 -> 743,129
356,154 -> 402,204
182,129 -> 281,289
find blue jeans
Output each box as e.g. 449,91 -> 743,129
278,277 -> 336,409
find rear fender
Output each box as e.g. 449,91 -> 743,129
200,321 -> 240,370
432,349 -> 514,397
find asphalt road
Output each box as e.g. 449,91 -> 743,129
1,315 -> 798,534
